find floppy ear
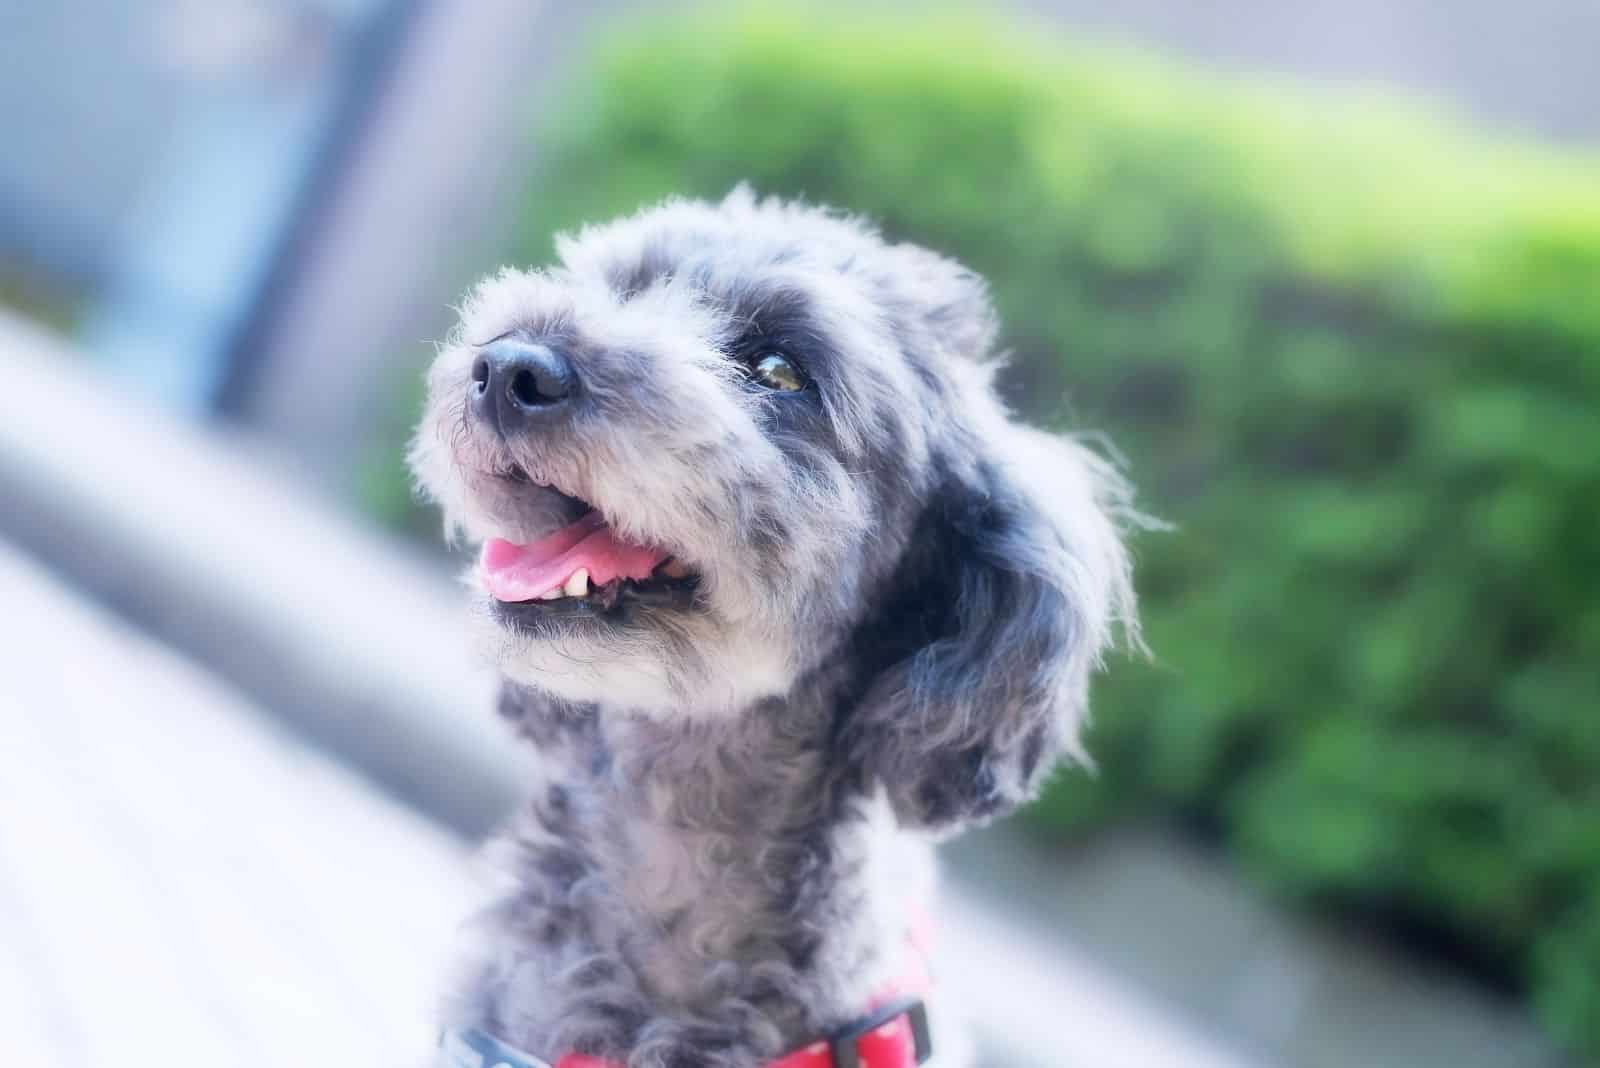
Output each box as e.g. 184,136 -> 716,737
843,426 -> 1137,831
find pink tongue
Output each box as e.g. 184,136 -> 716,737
480,512 -> 669,602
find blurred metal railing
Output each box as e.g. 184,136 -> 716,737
0,313 -> 515,835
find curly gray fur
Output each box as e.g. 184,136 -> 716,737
411,188 -> 1138,1068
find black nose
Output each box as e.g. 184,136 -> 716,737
470,339 -> 576,435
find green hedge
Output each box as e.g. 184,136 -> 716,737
429,9 -> 1600,1057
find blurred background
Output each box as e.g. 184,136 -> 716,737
2,2 -> 1597,1065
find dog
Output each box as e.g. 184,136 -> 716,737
410,188 -> 1137,1068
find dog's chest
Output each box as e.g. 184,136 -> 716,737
578,716 -> 856,998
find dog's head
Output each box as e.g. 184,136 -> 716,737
413,189 -> 1135,822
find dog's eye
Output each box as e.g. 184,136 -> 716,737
747,352 -> 807,392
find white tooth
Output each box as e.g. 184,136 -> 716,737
563,568 -> 589,598
539,588 -> 563,600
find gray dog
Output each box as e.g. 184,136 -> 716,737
411,188 -> 1137,1068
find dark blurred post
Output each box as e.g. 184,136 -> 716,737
223,0 -> 641,495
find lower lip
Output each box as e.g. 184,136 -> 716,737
490,596 -> 621,638
489,578 -> 699,631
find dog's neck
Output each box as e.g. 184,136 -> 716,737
470,678 -> 919,1062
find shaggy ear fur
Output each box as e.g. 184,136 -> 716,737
844,425 -> 1137,831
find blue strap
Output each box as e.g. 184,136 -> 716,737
440,1027 -> 554,1068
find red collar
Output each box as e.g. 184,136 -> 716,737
446,918 -> 937,1068
554,995 -> 930,1068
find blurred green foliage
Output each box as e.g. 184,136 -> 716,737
0,260 -> 79,335
390,7 -> 1600,1057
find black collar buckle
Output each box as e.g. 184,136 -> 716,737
826,996 -> 933,1068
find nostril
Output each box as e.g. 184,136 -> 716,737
471,355 -> 490,394
508,365 -> 570,407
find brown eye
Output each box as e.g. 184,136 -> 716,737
749,352 -> 807,392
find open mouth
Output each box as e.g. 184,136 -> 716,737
479,501 -> 699,622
